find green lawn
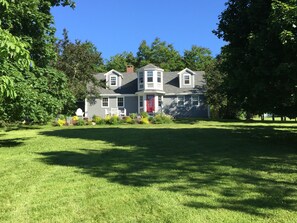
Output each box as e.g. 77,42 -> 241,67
1,121 -> 297,223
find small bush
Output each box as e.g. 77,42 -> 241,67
105,115 -> 120,125
72,116 -> 79,121
124,116 -> 136,124
129,113 -> 137,119
152,114 -> 173,124
140,117 -> 150,124
93,115 -> 105,125
140,111 -> 149,118
57,118 -> 66,126
76,118 -> 85,126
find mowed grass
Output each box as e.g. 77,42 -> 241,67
0,121 -> 297,223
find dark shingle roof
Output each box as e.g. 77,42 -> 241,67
93,71 -> 206,95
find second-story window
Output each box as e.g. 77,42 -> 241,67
184,74 -> 190,85
110,76 -> 117,86
139,72 -> 144,88
157,72 -> 161,83
147,71 -> 153,82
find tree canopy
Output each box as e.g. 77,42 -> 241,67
215,0 -> 297,118
0,0 -> 75,123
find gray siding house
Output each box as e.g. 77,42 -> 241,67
85,64 -> 209,118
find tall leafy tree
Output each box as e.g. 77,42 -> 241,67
136,38 -> 184,71
55,29 -> 105,100
0,0 -> 75,123
215,0 -> 297,118
106,52 -> 136,72
183,46 -> 213,71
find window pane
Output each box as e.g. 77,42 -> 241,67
102,98 -> 109,107
157,72 -> 161,83
177,96 -> 184,106
147,71 -> 153,82
110,76 -> 117,86
118,97 -> 124,107
140,96 -> 143,107
158,96 -> 162,107
192,96 -> 199,106
184,75 -> 190,84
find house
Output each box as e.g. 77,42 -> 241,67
85,64 -> 209,118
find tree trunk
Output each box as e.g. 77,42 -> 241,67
261,114 -> 264,121
272,114 -> 275,122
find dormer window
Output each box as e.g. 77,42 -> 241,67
183,74 -> 190,85
147,71 -> 153,82
110,76 -> 117,86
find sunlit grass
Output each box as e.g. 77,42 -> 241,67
1,121 -> 297,222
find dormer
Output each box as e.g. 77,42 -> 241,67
178,68 -> 196,88
104,69 -> 123,89
137,64 -> 164,91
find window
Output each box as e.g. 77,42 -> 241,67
139,96 -> 143,107
158,96 -> 163,107
139,72 -> 144,89
102,97 -> 109,107
110,76 -> 117,86
192,95 -> 199,106
157,72 -> 161,83
184,74 -> 190,85
118,97 -> 124,107
177,96 -> 185,107
147,71 -> 153,82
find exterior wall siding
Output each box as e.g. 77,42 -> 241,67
86,96 -> 138,118
162,95 -> 208,118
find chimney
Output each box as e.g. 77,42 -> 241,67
126,65 -> 134,73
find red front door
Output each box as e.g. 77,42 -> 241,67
146,95 -> 155,113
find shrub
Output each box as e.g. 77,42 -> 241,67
76,118 -> 85,126
124,116 -> 136,124
108,115 -> 120,125
140,117 -> 150,124
93,115 -> 105,124
72,116 -> 79,121
129,113 -> 137,119
57,118 -> 66,126
140,111 -> 149,118
152,114 -> 173,124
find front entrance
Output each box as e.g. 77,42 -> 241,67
146,95 -> 155,113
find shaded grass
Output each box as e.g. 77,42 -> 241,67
0,121 -> 297,222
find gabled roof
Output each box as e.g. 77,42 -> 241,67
92,70 -> 205,95
178,68 -> 196,75
138,64 -> 164,72
104,69 -> 123,78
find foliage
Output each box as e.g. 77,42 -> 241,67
92,115 -> 105,125
57,118 -> 66,127
152,114 -> 173,124
129,113 -> 137,119
214,0 -> 297,118
123,116 -> 135,124
105,52 -> 136,72
139,117 -> 150,124
183,46 -> 214,71
136,38 -> 184,71
55,29 -> 105,100
75,118 -> 85,126
140,111 -> 149,118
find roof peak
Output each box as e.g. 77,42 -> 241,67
138,63 -> 164,71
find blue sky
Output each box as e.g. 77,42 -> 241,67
52,0 -> 227,60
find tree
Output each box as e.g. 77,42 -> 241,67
106,52 -> 136,72
136,38 -> 184,71
0,0 -> 75,123
183,46 -> 214,71
55,29 -> 105,100
214,0 -> 297,118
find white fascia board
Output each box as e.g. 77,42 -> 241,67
104,69 -> 123,78
99,94 -> 135,97
177,68 -> 196,76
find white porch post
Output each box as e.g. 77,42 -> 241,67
84,98 -> 88,118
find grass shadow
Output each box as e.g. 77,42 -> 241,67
39,124 -> 297,216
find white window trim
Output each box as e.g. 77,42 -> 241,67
117,97 -> 125,108
191,95 -> 199,106
101,97 -> 109,108
110,75 -> 117,86
183,74 -> 191,85
158,95 -> 163,107
177,96 -> 185,107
